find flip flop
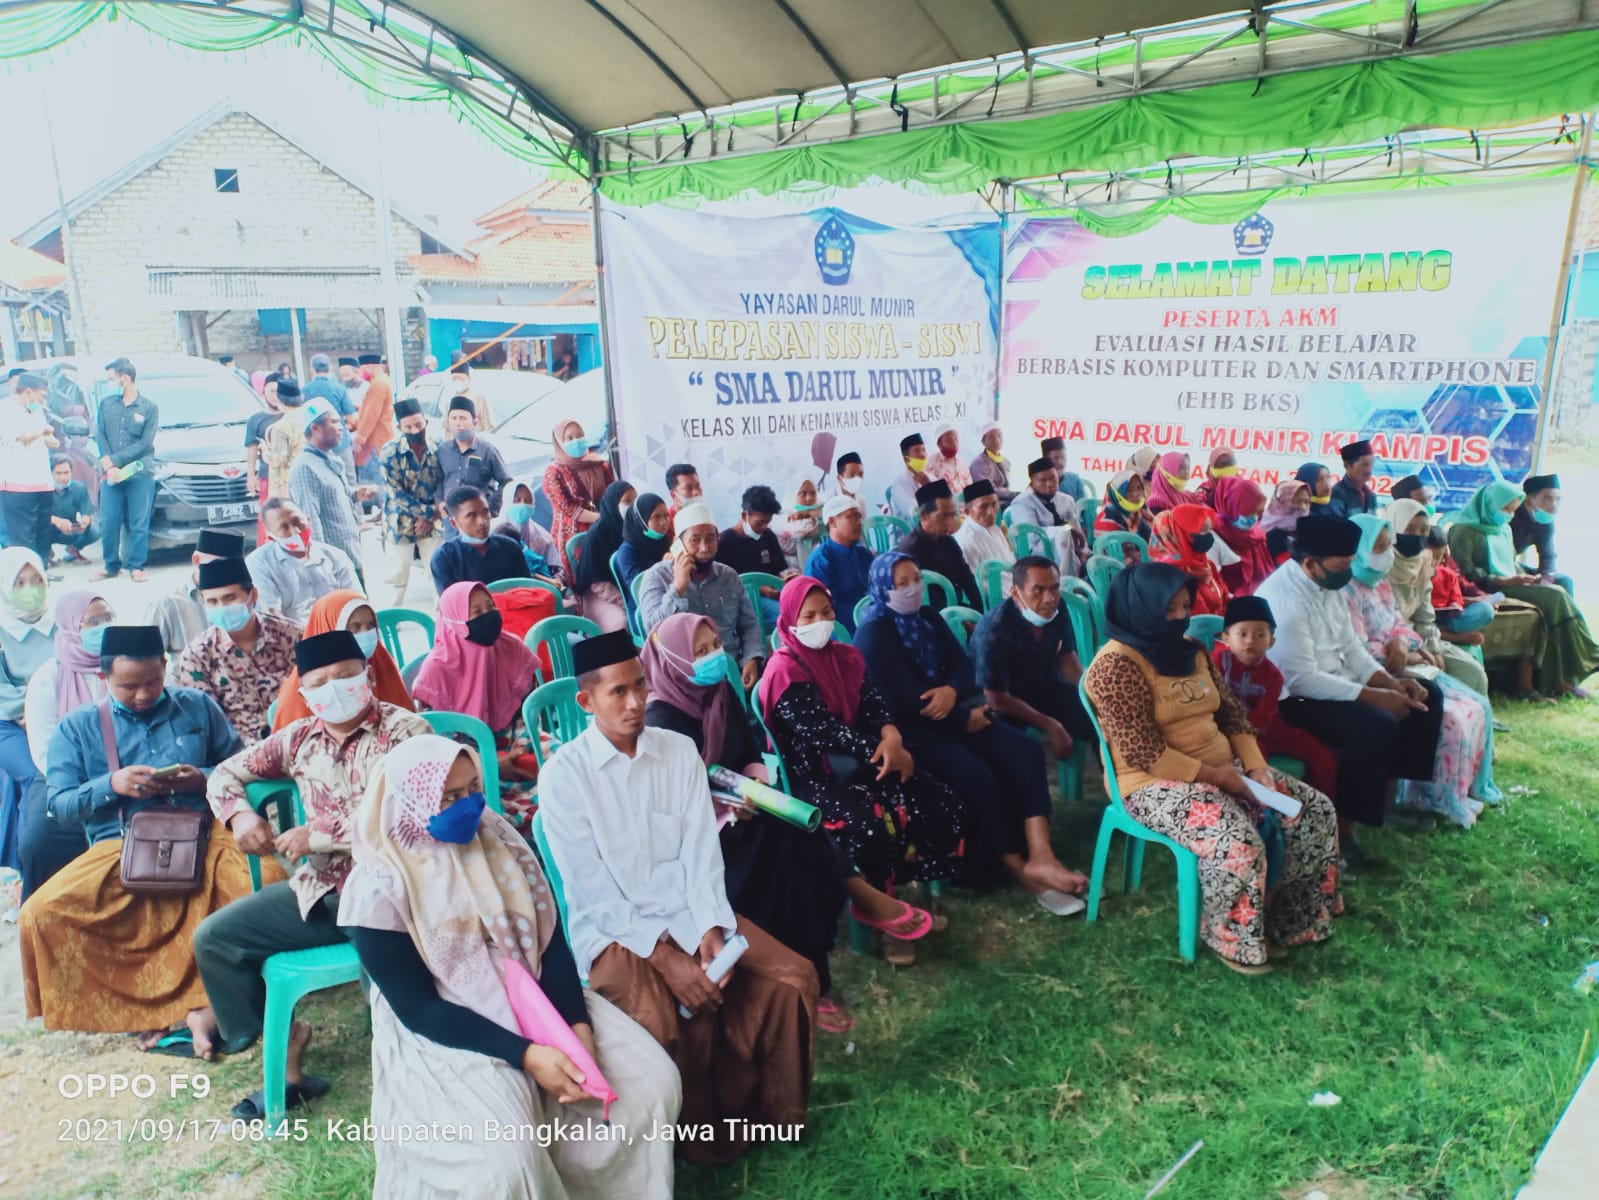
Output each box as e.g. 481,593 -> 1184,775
848,899 -> 933,941
231,1076 -> 331,1122
1035,889 -> 1087,918
139,1028 -> 196,1058
816,999 -> 856,1034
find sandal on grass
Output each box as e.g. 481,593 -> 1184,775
1216,953 -> 1271,976
848,899 -> 933,941
231,1076 -> 331,1121
137,1028 -> 195,1057
817,999 -> 856,1034
883,939 -> 916,968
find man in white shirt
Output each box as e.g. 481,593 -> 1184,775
246,498 -> 361,625
952,479 -> 1014,596
887,432 -> 930,519
1253,515 -> 1444,858
539,631 -> 818,1164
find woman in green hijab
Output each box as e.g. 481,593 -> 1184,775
1449,480 -> 1598,697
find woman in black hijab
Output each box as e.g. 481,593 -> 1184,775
612,491 -> 672,636
1082,563 -> 1341,974
573,479 -> 634,633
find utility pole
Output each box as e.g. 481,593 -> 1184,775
372,108 -> 406,389
42,78 -> 88,353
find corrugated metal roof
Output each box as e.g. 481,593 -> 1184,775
146,269 -> 425,311
422,302 -> 598,327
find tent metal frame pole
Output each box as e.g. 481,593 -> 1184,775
587,154 -> 622,475
1531,113 -> 1595,473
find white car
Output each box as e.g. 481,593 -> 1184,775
484,370 -> 611,484
400,368 -> 567,444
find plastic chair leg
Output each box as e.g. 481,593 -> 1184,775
1174,852 -> 1200,963
1123,837 -> 1146,893
1086,814 -> 1117,922
260,978 -> 303,1129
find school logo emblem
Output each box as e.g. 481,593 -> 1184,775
1233,212 -> 1274,256
814,215 -> 855,286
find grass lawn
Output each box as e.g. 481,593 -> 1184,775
47,696 -> 1589,1200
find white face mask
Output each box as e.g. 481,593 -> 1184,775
790,622 -> 834,650
618,501 -> 632,520
886,582 -> 923,615
299,672 -> 372,723
1367,548 -> 1395,574
840,476 -> 863,496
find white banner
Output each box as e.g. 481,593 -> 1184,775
600,202 -> 1002,523
999,181 -> 1572,506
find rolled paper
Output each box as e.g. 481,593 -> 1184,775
501,957 -> 618,1118
707,765 -> 821,831
677,933 -> 749,1020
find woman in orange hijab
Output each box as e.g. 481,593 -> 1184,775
271,590 -> 415,730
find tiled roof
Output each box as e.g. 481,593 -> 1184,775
409,222 -> 593,284
475,179 -> 590,227
0,240 -> 66,291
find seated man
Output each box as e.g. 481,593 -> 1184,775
953,479 -> 1014,593
804,495 -> 875,632
1328,439 -> 1377,518
429,485 -> 531,594
1042,437 -> 1086,503
1253,515 -> 1445,860
247,497 -> 361,624
888,433 -> 930,519
48,456 -> 97,564
716,484 -> 794,630
146,528 -> 246,654
1511,472 -> 1571,597
539,631 -> 818,1165
196,630 -> 430,1115
20,625 -> 275,1048
1009,458 -> 1083,574
896,479 -> 983,611
972,555 -> 1096,761
169,556 -> 301,744
637,502 -> 764,689
968,423 -> 1014,504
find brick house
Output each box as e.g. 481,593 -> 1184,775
17,102 -> 467,373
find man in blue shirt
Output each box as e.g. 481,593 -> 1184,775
1328,439 -> 1377,518
804,495 -> 875,632
20,625 -> 272,1049
429,486 -> 532,594
302,353 -> 357,481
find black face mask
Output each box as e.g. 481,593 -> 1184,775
1394,532 -> 1424,558
405,431 -> 427,447
1159,617 -> 1191,644
465,610 -> 503,646
1189,531 -> 1215,553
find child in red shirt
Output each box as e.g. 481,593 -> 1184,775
1210,595 -> 1339,804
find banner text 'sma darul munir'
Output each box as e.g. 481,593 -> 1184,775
1080,252 -> 1452,300
645,317 -> 983,361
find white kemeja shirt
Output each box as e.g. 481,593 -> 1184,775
1253,559 -> 1384,702
538,723 -> 738,977
953,518 -> 1014,585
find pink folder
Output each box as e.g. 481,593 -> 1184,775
501,957 -> 618,1118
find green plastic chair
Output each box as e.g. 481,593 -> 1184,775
525,614 -> 603,683
863,514 -> 910,555
629,571 -> 649,632
420,710 -> 503,809
769,621 -> 851,652
521,679 -> 591,766
1082,693 -> 1200,962
920,569 -> 957,609
486,577 -> 565,610
1093,530 -> 1150,562
1079,498 -> 1101,530
1061,579 -> 1101,655
1186,614 -> 1224,649
375,607 -> 435,671
740,572 -> 784,643
853,595 -> 873,628
1267,755 -> 1307,781
977,559 -> 1010,610
940,605 -> 983,648
612,556 -> 645,645
1010,523 -> 1057,564
1085,555 -> 1124,631
529,810 -> 585,985
565,531 -> 590,579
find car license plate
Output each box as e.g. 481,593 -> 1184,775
207,502 -> 258,523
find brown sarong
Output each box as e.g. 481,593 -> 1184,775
588,915 -> 819,1165
19,835 -> 283,1033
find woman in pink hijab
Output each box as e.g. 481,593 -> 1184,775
1145,451 -> 1202,516
1211,476 -> 1276,594
412,582 -> 542,829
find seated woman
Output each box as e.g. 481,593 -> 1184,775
571,480 -> 633,634
1082,563 -> 1342,974
340,735 -> 679,1200
854,553 -> 1089,915
613,492 -> 671,633
1150,507 -> 1229,616
1211,476 -> 1275,595
272,590 -> 414,731
1146,451 -> 1200,516
1345,514 -> 1498,827
777,475 -> 822,571
1382,501 -> 1491,697
757,576 -> 966,965
1450,481 -> 1598,699
1094,470 -> 1155,548
1295,462 -> 1335,514
497,477 -> 560,575
1260,479 -> 1311,564
412,582 -> 541,830
1193,448 -> 1238,507
643,612 -> 908,1030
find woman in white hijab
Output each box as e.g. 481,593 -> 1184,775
777,474 -> 822,570
1,547 -> 56,872
339,735 -> 680,1199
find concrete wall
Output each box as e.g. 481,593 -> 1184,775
65,113 -> 423,357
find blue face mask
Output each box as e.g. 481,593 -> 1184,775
458,529 -> 489,546
1018,602 -> 1054,628
504,503 -> 535,526
428,792 -> 487,844
691,651 -> 730,686
1232,515 -> 1259,530
454,429 -> 474,444
111,690 -> 167,718
25,401 -> 42,413
563,437 -> 590,457
206,602 -> 254,632
80,624 -> 109,657
1530,507 -> 1556,526
353,630 -> 379,658
643,526 -> 667,541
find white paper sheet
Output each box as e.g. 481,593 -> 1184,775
1245,775 -> 1302,820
